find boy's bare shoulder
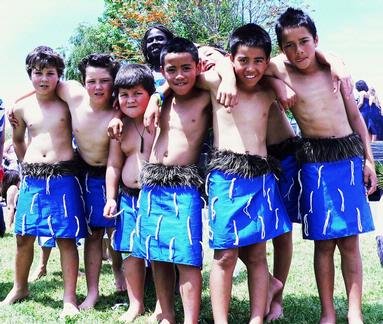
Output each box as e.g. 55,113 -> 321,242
13,95 -> 36,113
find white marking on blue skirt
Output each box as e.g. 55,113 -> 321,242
297,169 -> 302,220
169,237 -> 176,261
210,196 -> 218,221
22,214 -> 26,236
47,215 -> 55,236
322,210 -> 331,236
263,175 -> 266,197
173,192 -> 179,217
155,215 -> 163,240
233,220 -> 239,246
303,214 -> 309,237
200,241 -> 204,260
129,229 -> 136,252
258,216 -> 265,239
200,196 -> 207,210
85,173 -> 90,193
350,160 -> 355,185
309,191 -> 313,213
187,216 -> 193,245
229,178 -> 236,199
317,165 -> 324,189
75,216 -> 80,237
30,193 -> 38,214
147,190 -> 152,216
356,208 -> 362,232
137,190 -> 141,208
46,175 -> 51,195
74,176 -> 83,195
208,221 -> 214,241
337,188 -> 345,212
146,235 -> 151,260
74,176 -> 86,211
88,205 -> 93,223
243,195 -> 253,218
136,214 -> 141,238
284,178 -> 295,201
132,196 -> 136,212
63,194 -> 68,217
275,208 -> 279,229
274,173 -> 279,181
102,185 -> 107,203
267,188 -> 272,211
110,229 -> 116,250
85,217 -> 92,235
205,172 -> 211,197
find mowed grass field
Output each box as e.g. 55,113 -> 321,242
0,213 -> 382,323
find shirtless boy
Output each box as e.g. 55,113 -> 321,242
0,46 -> 87,317
57,53 -> 124,309
103,63 -> 156,322
197,23 -> 293,324
266,8 -> 376,324
132,37 -> 211,324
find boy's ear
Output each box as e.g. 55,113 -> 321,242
160,66 -> 164,76
229,54 -> 234,62
314,35 -> 319,47
196,61 -> 202,75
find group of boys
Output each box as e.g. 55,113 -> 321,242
1,7 -> 376,324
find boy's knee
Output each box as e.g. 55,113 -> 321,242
16,235 -> 35,248
272,232 -> 292,249
315,239 -> 336,254
337,235 -> 359,254
213,249 -> 238,269
88,227 -> 105,240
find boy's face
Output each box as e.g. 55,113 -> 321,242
31,66 -> 59,94
85,66 -> 114,105
281,26 -> 318,71
198,46 -> 224,72
146,28 -> 168,63
118,85 -> 150,119
231,45 -> 269,89
161,52 -> 201,96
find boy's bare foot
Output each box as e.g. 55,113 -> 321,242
60,302 -> 80,319
0,288 -> 29,305
79,293 -> 99,310
114,270 -> 127,292
265,276 -> 283,316
29,267 -> 47,282
118,305 -> 144,323
319,313 -> 336,324
266,299 -> 284,322
347,311 -> 363,324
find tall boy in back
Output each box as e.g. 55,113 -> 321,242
267,8 -> 376,324
0,46 -> 87,317
198,24 -> 292,324
103,63 -> 156,322
132,37 -> 211,324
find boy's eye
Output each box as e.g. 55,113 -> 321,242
182,66 -> 191,71
166,67 -> 176,73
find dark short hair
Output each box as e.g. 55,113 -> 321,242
275,7 -> 317,49
228,23 -> 271,58
160,37 -> 199,67
78,53 -> 120,84
141,24 -> 174,65
1,170 -> 20,200
355,80 -> 369,92
197,44 -> 227,56
114,63 -> 155,96
26,46 -> 65,78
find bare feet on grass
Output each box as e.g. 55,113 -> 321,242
60,302 -> 80,319
29,266 -> 47,282
265,276 -> 283,316
79,292 -> 99,310
114,269 -> 127,293
266,299 -> 283,322
0,288 -> 29,305
118,304 -> 144,323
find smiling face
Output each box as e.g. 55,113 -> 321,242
118,85 -> 150,119
231,45 -> 269,90
281,26 -> 318,71
146,28 -> 169,63
31,66 -> 59,95
161,52 -> 200,96
198,46 -> 224,72
84,66 -> 114,105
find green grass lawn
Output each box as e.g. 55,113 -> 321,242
0,222 -> 382,323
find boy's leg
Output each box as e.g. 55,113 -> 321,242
0,235 -> 35,305
266,232 -> 293,321
119,255 -> 145,322
151,261 -> 176,324
177,264 -> 202,324
210,248 -> 238,324
80,227 -> 104,309
56,238 -> 79,317
337,236 -> 363,324
314,239 -> 337,324
106,227 -> 125,292
240,242 -> 269,324
30,246 -> 52,281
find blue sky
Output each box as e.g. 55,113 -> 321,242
0,0 -> 382,106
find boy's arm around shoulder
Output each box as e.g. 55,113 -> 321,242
342,90 -> 377,194
11,102 -> 27,162
56,80 -> 86,105
104,137 -> 124,218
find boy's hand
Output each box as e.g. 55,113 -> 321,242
216,80 -> 238,112
112,97 -> 120,111
144,94 -> 161,129
364,159 -> 377,195
103,199 -> 117,218
7,107 -> 19,128
276,85 -> 297,111
107,118 -> 123,142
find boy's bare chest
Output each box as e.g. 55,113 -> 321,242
25,106 -> 68,132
